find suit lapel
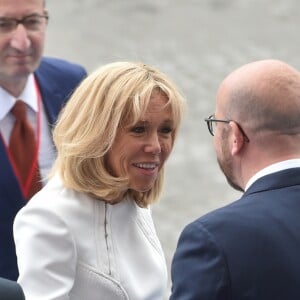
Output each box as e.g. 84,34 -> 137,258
34,63 -> 66,126
0,138 -> 25,209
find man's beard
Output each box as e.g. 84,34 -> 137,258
217,138 -> 244,192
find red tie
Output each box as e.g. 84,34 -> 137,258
9,100 -> 42,200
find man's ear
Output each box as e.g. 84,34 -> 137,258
229,121 -> 246,155
44,9 -> 49,18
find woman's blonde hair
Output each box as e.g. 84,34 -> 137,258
51,61 -> 185,207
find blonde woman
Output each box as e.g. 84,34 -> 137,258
14,61 -> 185,300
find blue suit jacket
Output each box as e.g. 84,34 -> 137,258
0,277 -> 25,300
0,57 -> 86,280
170,168 -> 300,300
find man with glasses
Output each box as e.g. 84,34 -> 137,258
0,0 -> 86,280
170,59 -> 300,299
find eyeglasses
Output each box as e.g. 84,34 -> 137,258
204,114 -> 250,142
0,14 -> 49,34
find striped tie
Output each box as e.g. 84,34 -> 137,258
9,100 -> 42,200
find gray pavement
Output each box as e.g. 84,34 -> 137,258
45,1 -> 300,298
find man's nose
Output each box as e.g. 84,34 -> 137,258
10,24 -> 31,51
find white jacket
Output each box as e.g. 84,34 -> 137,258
13,175 -> 167,300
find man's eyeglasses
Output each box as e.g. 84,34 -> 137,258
204,114 -> 249,142
0,14 -> 49,34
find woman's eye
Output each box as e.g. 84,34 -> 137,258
160,126 -> 173,134
131,126 -> 145,134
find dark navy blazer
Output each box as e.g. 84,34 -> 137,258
0,277 -> 25,300
0,57 -> 86,280
170,168 -> 300,300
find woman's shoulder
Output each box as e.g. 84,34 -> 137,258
17,175 -> 98,223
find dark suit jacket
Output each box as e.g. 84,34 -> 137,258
170,168 -> 300,300
0,277 -> 25,300
0,57 -> 86,280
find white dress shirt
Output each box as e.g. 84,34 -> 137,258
14,175 -> 168,300
0,74 -> 56,184
245,159 -> 300,191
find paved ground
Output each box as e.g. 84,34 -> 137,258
45,0 -> 300,297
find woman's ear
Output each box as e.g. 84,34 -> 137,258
229,121 -> 246,155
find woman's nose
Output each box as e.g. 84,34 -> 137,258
144,133 -> 162,155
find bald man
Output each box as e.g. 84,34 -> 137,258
0,277 -> 25,300
170,60 -> 300,300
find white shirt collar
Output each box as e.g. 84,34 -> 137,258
245,159 -> 300,191
19,74 -> 38,112
0,74 -> 38,121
